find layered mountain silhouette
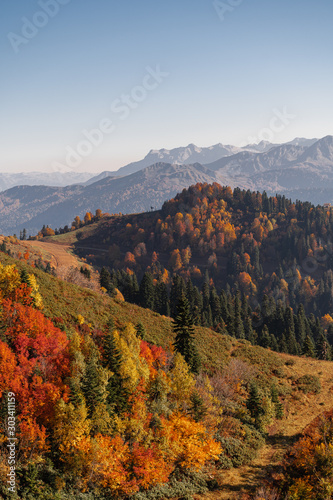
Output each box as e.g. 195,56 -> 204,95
0,170 -> 94,193
0,136 -> 332,236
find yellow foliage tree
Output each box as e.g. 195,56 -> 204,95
53,399 -> 91,474
114,324 -> 150,392
0,263 -> 21,295
169,353 -> 195,406
160,413 -> 222,470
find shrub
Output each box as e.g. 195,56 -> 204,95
129,471 -> 210,499
216,425 -> 264,469
296,375 -> 321,394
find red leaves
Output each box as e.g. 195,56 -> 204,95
1,299 -> 70,429
140,341 -> 167,377
131,443 -> 172,489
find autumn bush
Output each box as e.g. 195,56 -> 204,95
0,260 -> 227,498
0,252 -> 314,499
280,410 -> 333,499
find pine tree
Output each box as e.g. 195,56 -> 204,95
191,286 -> 203,326
259,325 -> 271,348
245,316 -> 257,344
279,333 -> 288,353
82,344 -> 107,417
189,392 -> 207,422
139,272 -> 155,309
20,268 -> 31,286
100,267 -> 115,296
106,317 -> 115,332
285,307 -> 299,355
102,331 -> 128,413
155,281 -> 170,316
128,273 -> 139,303
302,335 -> 316,358
202,282 -> 210,311
295,304 -> 307,345
234,293 -> 245,339
170,276 -> 186,318
246,382 -> 265,429
135,322 -> 146,340
210,287 -> 221,327
69,376 -> 85,407
316,333 -> 330,360
173,293 -> 201,374
270,334 -> 279,352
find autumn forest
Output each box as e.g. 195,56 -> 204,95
2,183 -> 333,499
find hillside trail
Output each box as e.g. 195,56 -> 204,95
194,355 -> 333,499
23,240 -> 79,269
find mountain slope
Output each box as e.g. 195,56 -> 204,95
112,143 -> 245,177
0,170 -> 95,192
1,137 -> 333,236
1,247 -> 333,499
0,163 -> 223,235
206,136 -> 333,195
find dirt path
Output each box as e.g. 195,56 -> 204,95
197,356 -> 333,499
24,240 -> 80,269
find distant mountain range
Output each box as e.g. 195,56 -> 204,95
0,171 -> 94,192
0,163 -> 224,235
1,136 -> 333,236
84,137 -> 318,183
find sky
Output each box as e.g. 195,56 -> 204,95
1,0 -> 333,173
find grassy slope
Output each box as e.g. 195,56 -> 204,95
42,220 -> 102,245
199,353 -> 333,499
0,251 -> 232,371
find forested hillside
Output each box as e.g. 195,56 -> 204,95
59,183 -> 333,360
0,250 -> 291,499
4,183 -> 333,498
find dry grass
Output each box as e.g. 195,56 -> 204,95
24,240 -> 80,269
191,354 -> 333,500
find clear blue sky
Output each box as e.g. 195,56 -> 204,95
1,0 -> 333,172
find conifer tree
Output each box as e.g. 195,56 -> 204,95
302,335 -> 316,358
100,267 -> 115,296
128,273 -> 139,303
82,344 -> 108,417
202,281 -> 210,311
173,293 -> 201,374
246,382 -> 265,429
102,330 -> 128,413
139,272 -> 155,309
169,275 -> 186,318
210,287 -> 221,326
192,286 -> 203,325
20,268 -> 31,286
260,325 -> 271,348
316,333 -> 330,360
189,392 -> 207,422
295,304 -> 307,345
279,333 -> 288,353
135,322 -> 146,340
234,293 -> 245,339
244,316 -> 257,344
155,281 -> 170,316
285,307 -> 299,355
270,334 -> 279,352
